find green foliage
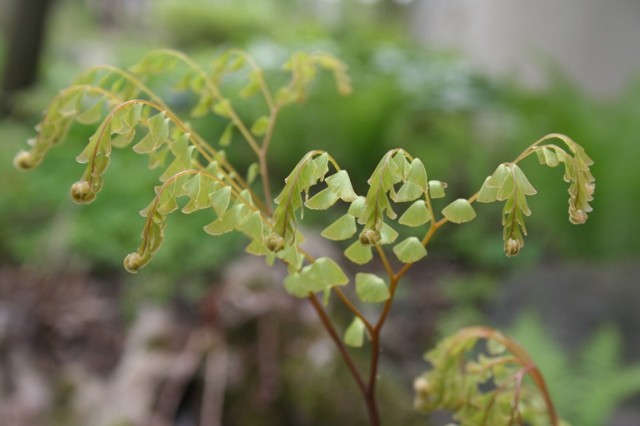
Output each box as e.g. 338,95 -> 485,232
398,200 -> 431,227
158,0 -> 295,46
357,150 -> 420,241
485,75 -> 640,259
428,180 -> 447,199
393,237 -> 427,264
321,214 -> 358,241
441,198 -> 477,224
14,46 -> 595,426
272,152 -> 333,243
355,273 -> 390,303
344,239 -> 373,265
284,257 -> 348,297
344,317 -> 366,348
475,134 -> 594,256
13,48 -> 352,276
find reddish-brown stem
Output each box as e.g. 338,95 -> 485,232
307,293 -> 366,393
479,363 -> 530,426
454,327 -> 559,426
335,287 -> 374,332
365,273 -> 399,421
307,293 -> 380,426
375,245 -> 394,279
363,213 -> 453,425
298,248 -> 373,333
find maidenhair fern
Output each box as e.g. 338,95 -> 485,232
14,47 -> 595,426
477,134 -> 595,256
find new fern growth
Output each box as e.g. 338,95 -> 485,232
14,48 -> 594,426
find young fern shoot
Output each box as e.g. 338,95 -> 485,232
15,48 -> 594,426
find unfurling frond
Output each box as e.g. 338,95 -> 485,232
476,134 -> 594,256
532,134 -> 595,225
415,326 -> 563,426
477,163 -> 536,256
271,151 -> 357,249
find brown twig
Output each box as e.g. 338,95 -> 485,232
306,293 -> 379,426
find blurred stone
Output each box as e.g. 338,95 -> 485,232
493,261 -> 640,360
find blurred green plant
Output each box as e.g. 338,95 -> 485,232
14,47 -> 594,425
434,274 -> 499,337
414,326 -> 569,426
508,312 -> 640,426
158,0 -> 280,46
156,0 -> 408,48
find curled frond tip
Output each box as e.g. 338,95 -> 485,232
70,181 -> 97,204
123,252 -> 145,273
13,150 -> 37,171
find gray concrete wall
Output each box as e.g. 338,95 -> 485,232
410,0 -> 640,96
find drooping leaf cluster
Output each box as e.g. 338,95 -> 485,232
267,147 -> 451,300
532,134 -> 595,225
477,163 -> 537,256
267,150 -> 357,273
317,149 -> 456,268
13,48 -> 351,274
13,46 -> 596,326
476,134 -> 595,256
13,45 -> 596,292
414,327 -> 569,426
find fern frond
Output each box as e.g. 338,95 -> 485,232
270,150 -> 354,250
126,168 -> 269,273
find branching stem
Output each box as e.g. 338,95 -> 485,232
306,293 -> 380,424
299,139 -> 563,426
298,247 -> 373,332
362,190 -> 482,425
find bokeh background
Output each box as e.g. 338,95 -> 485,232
1,0 -> 640,425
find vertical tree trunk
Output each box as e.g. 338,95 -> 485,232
1,0 -> 54,116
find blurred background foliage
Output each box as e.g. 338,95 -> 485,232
1,0 -> 640,425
